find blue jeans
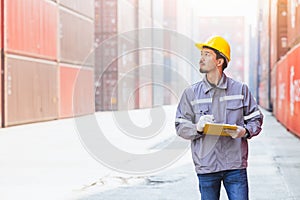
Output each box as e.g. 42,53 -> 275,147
197,169 -> 248,200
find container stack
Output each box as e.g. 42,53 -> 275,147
257,0 -> 300,137
1,0 -> 95,127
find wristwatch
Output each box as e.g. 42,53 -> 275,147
243,129 -> 250,139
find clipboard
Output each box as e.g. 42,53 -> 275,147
203,123 -> 237,136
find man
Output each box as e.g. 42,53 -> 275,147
175,35 -> 263,200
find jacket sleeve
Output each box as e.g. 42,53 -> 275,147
175,88 -> 202,140
242,84 -> 264,139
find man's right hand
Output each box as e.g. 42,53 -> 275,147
197,115 -> 214,132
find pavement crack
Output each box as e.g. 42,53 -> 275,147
78,175 -> 147,191
145,175 -> 186,186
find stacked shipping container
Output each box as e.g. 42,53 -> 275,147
257,0 -> 300,137
1,0 -> 95,127
94,0 -> 118,111
4,0 -> 58,126
137,0 -> 153,108
58,1 -> 95,118
278,46 -> 300,134
275,45 -> 300,136
257,0 -> 271,110
94,0 -> 195,111
287,0 -> 300,47
1,0 -> 210,126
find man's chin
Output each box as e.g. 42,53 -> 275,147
199,69 -> 207,73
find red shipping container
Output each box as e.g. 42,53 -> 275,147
286,44 -> 300,136
5,0 -> 57,60
275,54 -> 289,126
59,65 -> 94,118
4,55 -> 58,127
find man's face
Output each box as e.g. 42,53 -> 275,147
199,48 -> 218,73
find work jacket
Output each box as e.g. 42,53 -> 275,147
175,73 -> 263,174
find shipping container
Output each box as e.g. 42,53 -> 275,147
59,7 -> 94,66
95,69 -> 118,111
163,0 -> 177,105
138,0 -> 153,108
117,0 -> 139,110
5,0 -> 57,60
275,54 -> 288,125
4,55 -> 58,127
287,0 -> 300,48
59,65 -> 94,118
275,43 -> 300,137
151,0 -> 164,106
117,40 -> 139,110
248,28 -> 259,100
270,64 -> 277,116
257,0 -> 271,110
286,44 -> 300,136
138,50 -> 153,109
0,0 -> 96,127
94,0 -> 118,111
276,0 -> 288,60
59,0 -> 94,19
270,0 -> 288,70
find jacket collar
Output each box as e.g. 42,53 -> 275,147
203,73 -> 228,94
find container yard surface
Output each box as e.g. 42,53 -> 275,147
0,106 -> 300,200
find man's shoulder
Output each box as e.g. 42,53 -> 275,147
226,76 -> 245,88
190,80 -> 205,89
181,81 -> 205,96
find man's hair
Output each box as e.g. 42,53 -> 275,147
203,46 -> 228,70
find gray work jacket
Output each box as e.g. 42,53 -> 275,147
175,74 -> 263,174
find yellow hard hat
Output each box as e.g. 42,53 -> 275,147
195,36 -> 231,62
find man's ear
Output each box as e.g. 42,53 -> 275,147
217,58 -> 224,67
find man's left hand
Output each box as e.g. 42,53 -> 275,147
224,126 -> 246,138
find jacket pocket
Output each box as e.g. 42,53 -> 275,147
194,104 -> 209,123
226,100 -> 244,125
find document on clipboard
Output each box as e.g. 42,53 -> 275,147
203,123 -> 237,136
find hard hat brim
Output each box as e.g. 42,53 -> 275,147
195,43 -> 230,62
195,43 -> 205,50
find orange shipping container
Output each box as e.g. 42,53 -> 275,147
59,65 -> 94,118
286,45 -> 300,136
4,55 -> 58,127
287,0 -> 300,48
275,43 -> 300,137
5,0 -> 57,60
275,54 -> 289,125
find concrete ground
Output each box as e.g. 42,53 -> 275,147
0,106 -> 299,200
